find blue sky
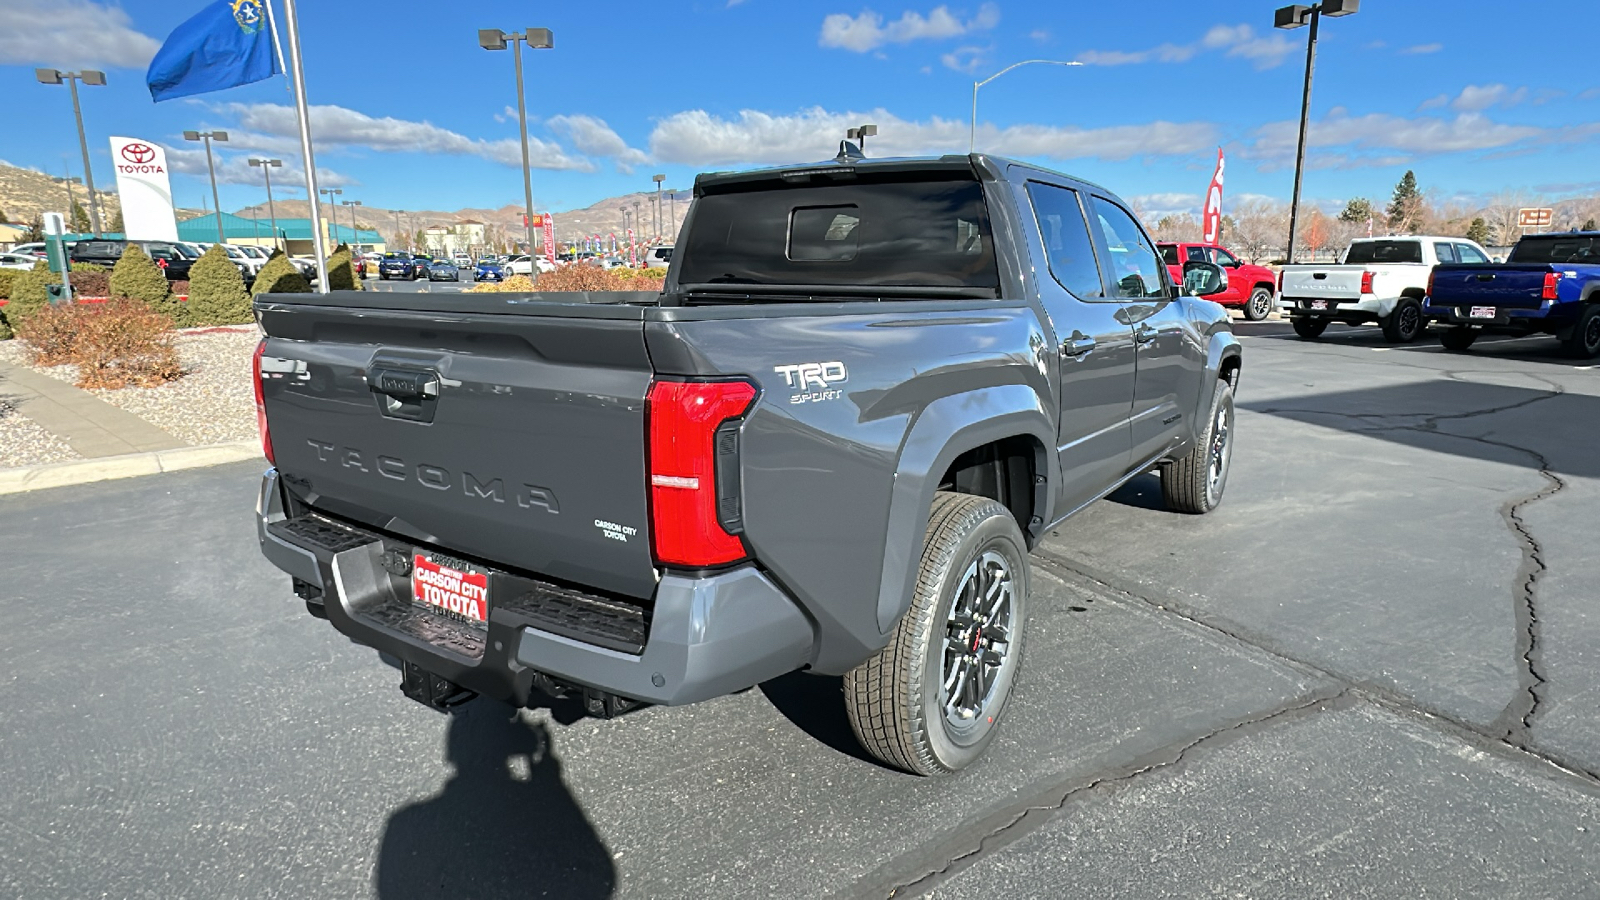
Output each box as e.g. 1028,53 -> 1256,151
2,0 -> 1597,223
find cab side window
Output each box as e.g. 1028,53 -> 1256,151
1025,182 -> 1104,300
1456,244 -> 1489,264
1212,247 -> 1241,267
1091,197 -> 1167,299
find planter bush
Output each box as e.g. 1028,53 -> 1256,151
468,274 -> 537,293
69,268 -> 111,298
252,251 -> 311,295
109,244 -> 171,306
325,244 -> 363,291
186,243 -> 253,325
18,297 -> 182,389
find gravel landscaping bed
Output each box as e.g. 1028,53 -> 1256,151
0,400 -> 81,468
0,327 -> 260,450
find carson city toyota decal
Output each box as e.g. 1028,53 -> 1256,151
117,142 -> 164,174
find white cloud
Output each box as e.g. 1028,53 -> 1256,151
1081,22 -> 1295,70
940,45 -> 988,73
0,0 -> 161,69
1403,43 -> 1443,54
1450,84 -> 1528,112
820,3 -> 999,52
547,115 -> 650,173
1248,110 -> 1546,166
1028,28 -> 1050,43
161,145 -> 351,191
218,103 -> 594,171
648,106 -> 1218,167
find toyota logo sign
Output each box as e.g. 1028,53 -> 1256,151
121,143 -> 156,164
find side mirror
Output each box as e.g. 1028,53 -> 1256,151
1182,260 -> 1228,297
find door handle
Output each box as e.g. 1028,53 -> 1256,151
1061,335 -> 1096,357
1134,325 -> 1157,345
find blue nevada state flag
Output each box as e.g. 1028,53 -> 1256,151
146,0 -> 280,102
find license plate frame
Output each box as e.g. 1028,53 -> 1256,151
1310,299 -> 1329,310
410,552 -> 491,630
1469,306 -> 1497,319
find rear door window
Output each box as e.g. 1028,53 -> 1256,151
1090,197 -> 1167,299
1434,242 -> 1457,264
1188,246 -> 1212,263
1159,245 -> 1179,265
1026,182 -> 1104,300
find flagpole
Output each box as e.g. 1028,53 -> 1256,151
277,0 -> 328,292
262,0 -> 291,94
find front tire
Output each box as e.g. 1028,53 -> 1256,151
1441,328 -> 1478,352
1292,317 -> 1328,339
1564,305 -> 1600,359
1244,287 -> 1274,321
845,492 -> 1029,775
1162,378 -> 1235,515
1381,297 -> 1426,343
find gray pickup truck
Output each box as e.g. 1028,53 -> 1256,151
254,152 -> 1241,775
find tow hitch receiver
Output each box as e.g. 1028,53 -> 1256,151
401,660 -> 477,711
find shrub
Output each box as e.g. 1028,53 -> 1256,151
69,268 -> 111,298
169,279 -> 191,296
185,243 -> 253,326
468,274 -> 536,293
20,298 -> 182,390
5,263 -> 54,327
15,301 -> 79,365
325,243 -> 363,291
0,268 -> 17,300
109,244 -> 171,307
252,251 -> 311,295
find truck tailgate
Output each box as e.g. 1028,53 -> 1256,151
1429,264 -> 1549,309
257,296 -> 658,600
1280,266 -> 1365,299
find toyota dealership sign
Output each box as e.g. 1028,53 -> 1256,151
109,136 -> 178,241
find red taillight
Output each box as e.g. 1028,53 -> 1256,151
1542,272 -> 1559,301
1276,269 -> 1284,292
1427,269 -> 1436,298
1360,270 -> 1374,294
646,379 -> 757,568
252,338 -> 274,464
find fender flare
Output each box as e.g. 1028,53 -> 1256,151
1206,330 -> 1242,384
873,384 -> 1057,634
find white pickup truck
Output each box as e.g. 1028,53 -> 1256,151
1278,236 -> 1493,343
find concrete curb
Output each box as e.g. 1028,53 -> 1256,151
0,440 -> 262,495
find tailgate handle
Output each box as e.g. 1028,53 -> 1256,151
1476,273 -> 1496,282
1312,272 -> 1328,280
368,366 -> 440,422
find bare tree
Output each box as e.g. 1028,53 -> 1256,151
1151,213 -> 1200,243
1485,189 -> 1541,246
1229,198 -> 1289,263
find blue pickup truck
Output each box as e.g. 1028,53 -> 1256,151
1424,232 -> 1600,357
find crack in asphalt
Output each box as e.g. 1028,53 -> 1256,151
883,689 -> 1354,898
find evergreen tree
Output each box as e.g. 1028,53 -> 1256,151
1465,217 -> 1492,245
25,215 -> 45,242
69,201 -> 91,233
2,262 -> 56,336
109,244 -> 175,319
1338,198 -> 1374,223
186,244 -> 253,325
1584,217 -> 1597,232
325,243 -> 363,291
1386,171 -> 1422,231
109,206 -> 125,234
252,251 -> 312,295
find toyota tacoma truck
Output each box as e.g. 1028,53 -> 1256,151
253,152 -> 1242,775
1424,231 -> 1600,357
1159,241 -> 1278,320
1278,236 -> 1493,343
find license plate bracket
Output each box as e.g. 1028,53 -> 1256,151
410,553 -> 490,629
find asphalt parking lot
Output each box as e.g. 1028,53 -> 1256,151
2,320 -> 1597,899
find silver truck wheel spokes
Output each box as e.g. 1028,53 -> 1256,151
1400,303 -> 1421,336
1209,400 -> 1232,491
942,551 -> 1014,726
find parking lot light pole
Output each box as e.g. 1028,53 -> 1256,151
1275,0 -> 1359,264
970,60 -> 1081,152
183,130 -> 230,242
479,27 -> 554,274
652,174 -> 665,236
36,68 -> 107,236
248,158 -> 283,252
318,187 -> 341,248
342,200 -> 362,252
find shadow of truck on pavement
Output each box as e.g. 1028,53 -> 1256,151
375,701 -> 616,899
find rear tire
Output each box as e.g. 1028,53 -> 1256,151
844,491 -> 1029,775
1162,378 -> 1235,515
1244,287 -> 1273,321
1381,298 -> 1426,343
1292,317 -> 1328,339
1441,328 -> 1478,352
1564,305 -> 1600,359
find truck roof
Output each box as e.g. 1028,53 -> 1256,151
693,152 -> 1112,197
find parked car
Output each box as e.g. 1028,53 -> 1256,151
287,257 -> 320,282
0,252 -> 36,270
69,239 -> 199,281
8,243 -> 47,259
452,252 -> 472,269
1278,236 -> 1492,343
252,152 -> 1240,775
504,254 -> 555,276
195,242 -> 262,281
473,260 -> 505,282
1424,231 -> 1600,358
427,259 -> 460,282
640,245 -> 673,270
1158,242 -> 1277,320
600,257 -> 628,270
379,253 -> 424,281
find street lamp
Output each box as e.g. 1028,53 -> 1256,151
1275,0 -> 1360,264
479,26 -> 554,274
318,187 -> 341,248
667,190 -> 677,241
970,60 -> 1081,152
652,173 -> 665,236
183,130 -> 230,242
36,68 -> 107,236
341,200 -> 363,252
248,158 -> 282,252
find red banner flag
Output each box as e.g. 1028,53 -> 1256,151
1201,148 -> 1225,244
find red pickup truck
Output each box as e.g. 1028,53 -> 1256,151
1158,242 -> 1277,320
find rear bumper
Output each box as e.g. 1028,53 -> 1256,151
1423,301 -> 1573,331
1281,293 -> 1404,321
255,468 -> 815,708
